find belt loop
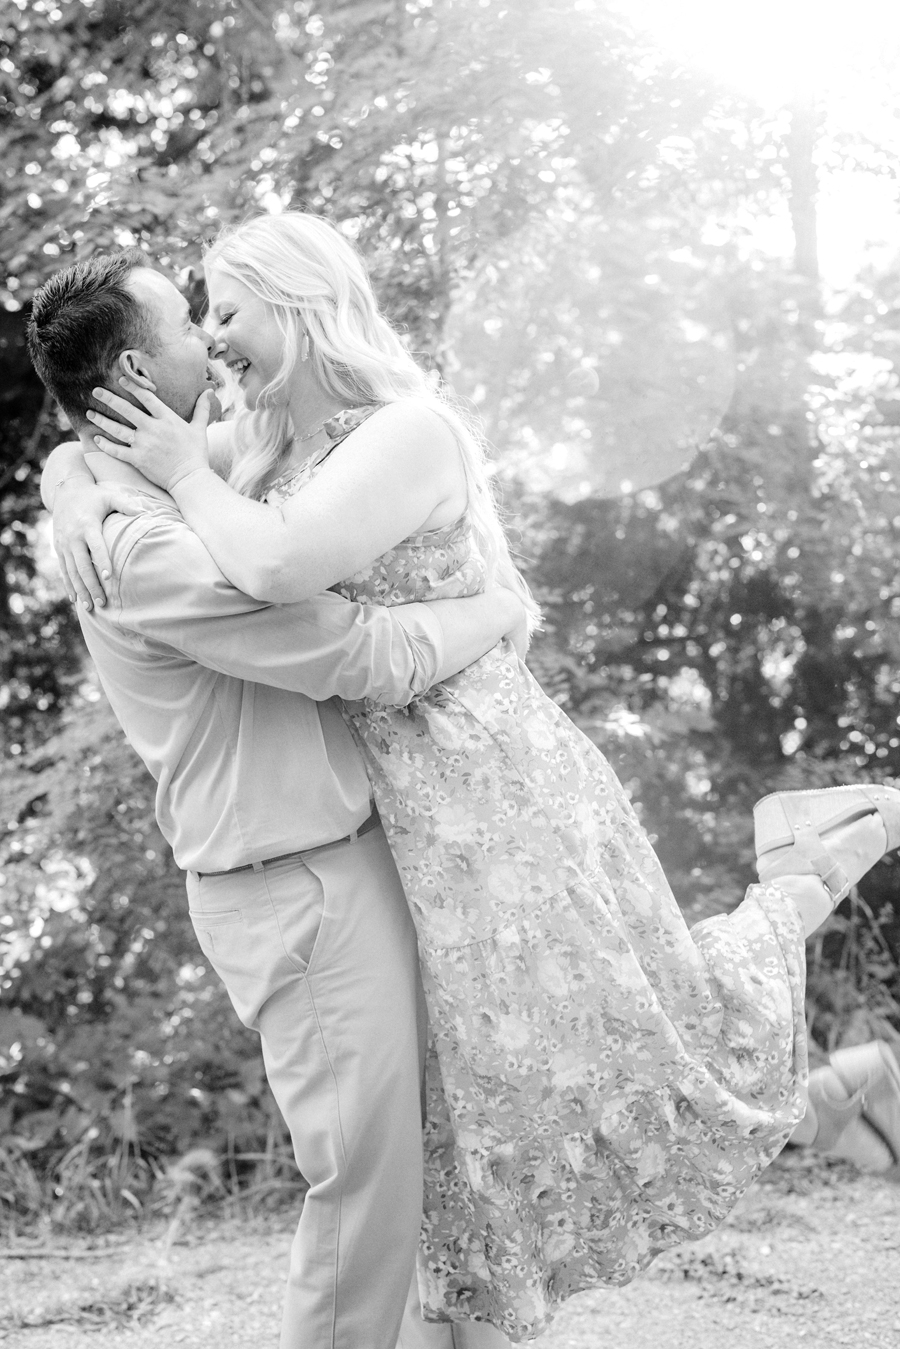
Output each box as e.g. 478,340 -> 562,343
251,860 -> 264,873
348,827 -> 359,843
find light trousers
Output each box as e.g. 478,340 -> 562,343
186,824 -> 426,1349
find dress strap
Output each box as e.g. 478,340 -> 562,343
311,405 -> 382,471
324,405 -> 382,436
262,405 -> 382,501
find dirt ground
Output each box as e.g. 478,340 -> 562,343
2,1152 -> 899,1349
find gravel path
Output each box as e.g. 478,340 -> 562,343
3,1154 -> 899,1349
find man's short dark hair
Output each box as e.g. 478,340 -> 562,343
27,249 -> 160,430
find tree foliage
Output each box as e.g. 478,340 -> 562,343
3,0 -> 900,1223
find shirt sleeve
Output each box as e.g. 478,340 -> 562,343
111,512 -> 444,705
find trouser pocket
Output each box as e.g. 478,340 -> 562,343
185,865 -> 325,1029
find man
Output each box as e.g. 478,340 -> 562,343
29,250 -> 520,1349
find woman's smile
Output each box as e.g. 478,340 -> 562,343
228,356 -> 251,381
205,266 -> 286,407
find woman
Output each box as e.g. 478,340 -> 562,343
47,213 -> 900,1341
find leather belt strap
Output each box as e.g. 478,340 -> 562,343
197,807 -> 379,878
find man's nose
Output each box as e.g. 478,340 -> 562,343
194,323 -> 215,353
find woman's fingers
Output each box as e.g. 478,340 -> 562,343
92,435 -> 130,456
65,542 -> 98,610
67,537 -> 107,609
118,378 -> 169,414
56,552 -> 78,605
84,522 -> 112,590
91,386 -> 144,423
190,388 -> 212,429
85,408 -> 135,441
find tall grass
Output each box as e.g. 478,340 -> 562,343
805,893 -> 900,1061
0,1134 -> 305,1239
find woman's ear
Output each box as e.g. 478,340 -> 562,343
117,348 -> 157,391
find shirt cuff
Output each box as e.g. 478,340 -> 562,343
389,602 -> 445,700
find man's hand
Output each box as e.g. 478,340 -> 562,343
497,586 -> 530,660
52,478 -> 142,610
428,583 -> 530,686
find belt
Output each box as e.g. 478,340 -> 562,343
197,807 -> 380,878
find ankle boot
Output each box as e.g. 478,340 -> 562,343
805,1041 -> 900,1177
754,785 -> 900,906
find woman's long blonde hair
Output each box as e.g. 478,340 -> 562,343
204,212 -> 538,623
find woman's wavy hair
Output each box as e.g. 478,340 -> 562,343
203,212 -> 539,624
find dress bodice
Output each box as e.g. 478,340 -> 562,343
263,404 -> 488,606
334,515 -> 487,607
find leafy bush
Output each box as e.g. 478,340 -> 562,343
0,697 -> 296,1233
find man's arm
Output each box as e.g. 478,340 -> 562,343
42,442 -> 146,610
115,514 -> 519,706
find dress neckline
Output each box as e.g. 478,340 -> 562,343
263,405 -> 379,499
262,403 -> 471,545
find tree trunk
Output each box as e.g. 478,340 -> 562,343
786,100 -> 821,351
786,101 -> 820,283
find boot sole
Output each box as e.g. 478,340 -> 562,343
754,785 -> 900,862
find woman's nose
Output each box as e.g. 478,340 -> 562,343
201,315 -> 226,351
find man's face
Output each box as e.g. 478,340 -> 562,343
124,269 -> 222,420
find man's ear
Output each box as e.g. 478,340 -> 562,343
116,348 -> 157,392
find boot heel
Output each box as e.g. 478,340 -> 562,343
752,794 -> 793,853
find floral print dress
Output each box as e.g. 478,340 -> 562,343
267,408 -> 808,1344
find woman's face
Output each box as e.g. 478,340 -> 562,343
205,266 -> 289,409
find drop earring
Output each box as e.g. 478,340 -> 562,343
300,332 -> 310,362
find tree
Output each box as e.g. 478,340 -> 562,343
5,0 -> 900,1220
0,0 -> 728,745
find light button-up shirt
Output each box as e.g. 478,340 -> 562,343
78,503 -> 443,873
